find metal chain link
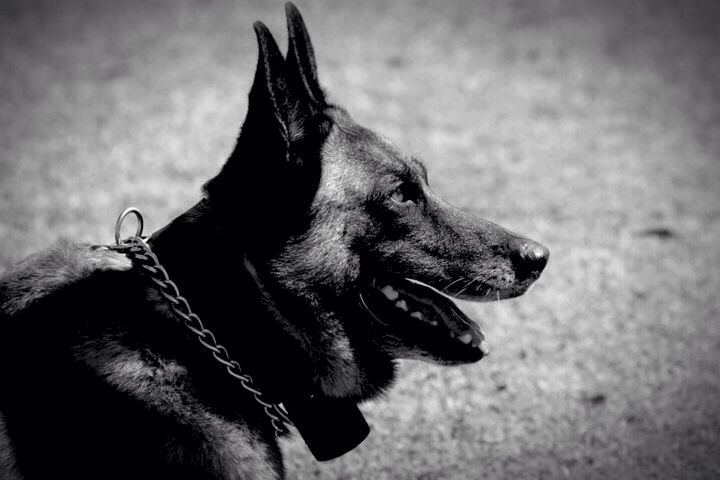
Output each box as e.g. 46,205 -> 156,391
109,208 -> 291,436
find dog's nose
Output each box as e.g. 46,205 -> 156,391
512,240 -> 549,279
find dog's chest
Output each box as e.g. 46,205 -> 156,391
92,344 -> 282,479
190,416 -> 281,480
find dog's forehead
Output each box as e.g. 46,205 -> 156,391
318,111 -> 423,199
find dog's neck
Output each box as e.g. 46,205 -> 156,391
146,200 -> 374,459
147,200 -> 317,404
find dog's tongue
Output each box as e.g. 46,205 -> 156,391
394,278 -> 488,354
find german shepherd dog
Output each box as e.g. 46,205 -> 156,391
0,4 -> 548,479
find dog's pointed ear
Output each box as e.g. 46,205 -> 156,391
204,18 -> 330,248
250,21 -> 295,144
285,2 -> 325,107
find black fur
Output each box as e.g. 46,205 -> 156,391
0,4 -> 548,479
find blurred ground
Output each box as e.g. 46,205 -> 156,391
1,0 -> 720,478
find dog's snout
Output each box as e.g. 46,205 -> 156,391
512,240 -> 549,279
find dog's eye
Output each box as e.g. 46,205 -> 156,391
390,184 -> 416,205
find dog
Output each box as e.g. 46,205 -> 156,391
0,4 -> 548,479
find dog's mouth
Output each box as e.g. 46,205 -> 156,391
360,276 -> 488,364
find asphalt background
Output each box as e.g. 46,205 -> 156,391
1,1 -> 719,478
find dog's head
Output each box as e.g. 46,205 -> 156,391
205,4 -> 548,399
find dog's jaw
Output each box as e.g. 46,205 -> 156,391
262,264 -> 399,400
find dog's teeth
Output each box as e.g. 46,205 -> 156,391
395,300 -> 408,311
458,333 -> 473,344
479,340 -> 490,355
430,320 -> 438,326
410,311 -> 423,320
381,285 -> 400,301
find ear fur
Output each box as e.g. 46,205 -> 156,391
285,2 -> 325,107
251,21 -> 294,147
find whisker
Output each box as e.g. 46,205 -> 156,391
442,277 -> 465,293
469,274 -> 484,293
495,290 -> 510,321
482,288 -> 492,302
457,274 -> 484,297
455,278 -> 477,297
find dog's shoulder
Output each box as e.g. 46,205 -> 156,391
0,239 -> 132,316
0,242 -> 283,479
0,411 -> 21,480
